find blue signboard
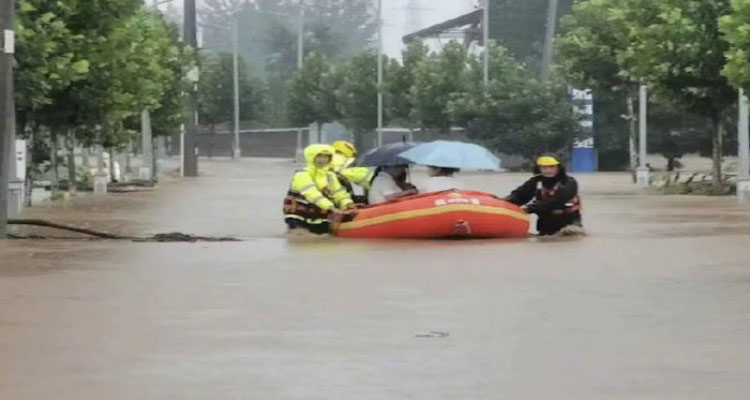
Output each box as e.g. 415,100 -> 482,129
570,89 -> 597,172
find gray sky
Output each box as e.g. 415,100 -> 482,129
166,0 -> 476,58
383,0 -> 476,58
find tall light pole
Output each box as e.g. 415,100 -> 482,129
376,0 -> 384,147
738,89 -> 750,202
296,2 -> 305,160
182,0 -> 199,177
482,0 -> 490,87
0,0 -> 14,237
232,14 -> 241,160
540,0 -> 559,81
297,3 -> 305,71
637,85 -> 649,188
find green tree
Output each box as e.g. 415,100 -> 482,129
386,41 -> 429,127
202,0 -> 376,126
558,0 -> 638,173
490,0 -> 576,73
287,52 -> 339,135
450,44 -> 580,160
411,42 -> 474,133
198,52 -> 267,131
335,51 -> 380,149
619,0 -> 735,192
152,28 -> 193,138
14,0 -> 89,123
722,0 -> 750,90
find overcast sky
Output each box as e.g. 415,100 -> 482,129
169,0 -> 476,57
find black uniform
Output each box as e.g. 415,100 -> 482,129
506,169 -> 582,236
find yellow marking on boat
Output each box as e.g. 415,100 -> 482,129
337,204 -> 530,231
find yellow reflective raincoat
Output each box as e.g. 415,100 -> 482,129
331,153 -> 374,191
283,145 -> 353,230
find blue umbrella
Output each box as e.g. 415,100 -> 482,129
398,140 -> 502,171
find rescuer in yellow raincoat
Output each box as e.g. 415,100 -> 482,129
283,144 -> 354,235
331,141 -> 375,204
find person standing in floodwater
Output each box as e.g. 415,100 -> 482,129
505,155 -> 584,236
283,144 -> 354,235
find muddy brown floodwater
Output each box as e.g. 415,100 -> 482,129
1,158 -> 750,399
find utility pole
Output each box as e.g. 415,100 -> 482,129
376,0 -> 384,147
482,0 -> 490,87
232,14 -> 241,160
296,2 -> 305,162
297,3 -> 305,71
0,0 -> 14,237
738,89 -> 750,202
183,0 -> 199,177
637,85 -> 649,188
540,0 -> 559,81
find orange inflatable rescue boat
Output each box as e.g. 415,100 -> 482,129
332,190 -> 529,239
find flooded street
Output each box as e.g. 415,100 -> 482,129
2,159 -> 750,399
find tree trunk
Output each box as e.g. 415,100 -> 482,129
66,129 -> 77,193
151,136 -> 158,183
125,139 -> 132,174
108,147 -> 116,183
627,94 -> 638,183
25,125 -> 34,207
667,157 -> 676,172
82,146 -> 90,172
711,118 -> 724,194
50,128 -> 59,192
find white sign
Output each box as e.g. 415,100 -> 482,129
573,137 -> 595,149
3,30 -> 14,54
15,139 -> 26,180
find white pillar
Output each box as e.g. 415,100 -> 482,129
94,145 -> 108,195
8,139 -> 25,217
738,89 -> 750,202
637,85 -> 649,188
140,109 -> 153,181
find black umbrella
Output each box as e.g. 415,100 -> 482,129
356,142 -> 418,167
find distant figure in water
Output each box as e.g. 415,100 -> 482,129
419,166 -> 465,193
505,155 -> 584,236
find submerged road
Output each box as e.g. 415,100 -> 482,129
1,159 -> 750,399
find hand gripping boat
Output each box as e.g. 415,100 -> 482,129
332,190 -> 530,239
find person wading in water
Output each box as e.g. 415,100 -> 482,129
505,155 -> 584,236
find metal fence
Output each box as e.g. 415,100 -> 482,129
164,125 -> 525,169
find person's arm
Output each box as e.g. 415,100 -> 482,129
291,172 -> 335,211
505,177 -> 538,206
526,178 -> 578,214
342,167 -> 375,190
384,189 -> 417,201
327,172 -> 354,209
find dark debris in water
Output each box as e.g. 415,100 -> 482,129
8,219 -> 240,243
136,232 -> 241,243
